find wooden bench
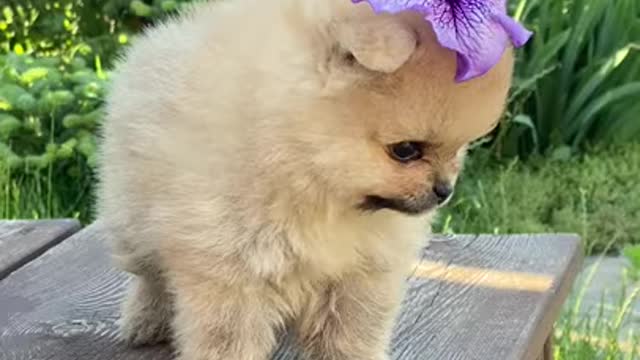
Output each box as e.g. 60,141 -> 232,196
0,220 -> 582,360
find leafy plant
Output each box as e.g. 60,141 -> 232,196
494,0 -> 640,158
0,0 -> 201,223
0,51 -> 107,222
0,1 -> 194,68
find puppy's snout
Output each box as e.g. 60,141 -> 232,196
432,182 -> 453,205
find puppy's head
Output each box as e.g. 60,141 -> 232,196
265,1 -> 514,215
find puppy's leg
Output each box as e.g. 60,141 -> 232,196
119,274 -> 173,345
299,273 -> 405,360
170,275 -> 280,360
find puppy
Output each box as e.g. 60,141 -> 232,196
97,0 -> 514,359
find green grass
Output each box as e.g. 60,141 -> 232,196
0,163 -> 93,221
435,142 -> 640,255
554,253 -> 640,360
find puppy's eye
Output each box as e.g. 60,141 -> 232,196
389,141 -> 423,163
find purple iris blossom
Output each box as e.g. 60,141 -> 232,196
352,0 -> 533,82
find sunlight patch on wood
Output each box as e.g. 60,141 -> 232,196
411,260 -> 554,292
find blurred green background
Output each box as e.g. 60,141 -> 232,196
0,0 -> 639,358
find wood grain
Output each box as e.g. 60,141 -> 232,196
0,219 -> 81,280
0,222 -> 582,360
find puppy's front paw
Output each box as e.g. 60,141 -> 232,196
118,310 -> 171,346
118,277 -> 173,346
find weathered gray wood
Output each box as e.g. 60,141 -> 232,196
0,222 -> 581,360
0,219 -> 81,280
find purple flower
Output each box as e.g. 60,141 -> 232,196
352,0 -> 533,82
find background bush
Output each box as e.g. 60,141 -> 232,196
0,0 -> 189,221
0,0 -> 194,66
0,52 -> 106,221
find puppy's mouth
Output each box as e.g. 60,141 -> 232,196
359,194 -> 439,215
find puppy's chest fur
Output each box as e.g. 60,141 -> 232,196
243,211 -> 428,288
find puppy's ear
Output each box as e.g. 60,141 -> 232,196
332,16 -> 417,73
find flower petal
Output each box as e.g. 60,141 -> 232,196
492,12 -> 533,47
352,0 -> 428,13
351,0 -> 533,82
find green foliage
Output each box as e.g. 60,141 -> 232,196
435,143 -> 640,255
2,1 -> 112,65
622,245 -> 640,281
0,0 -> 203,223
623,246 -> 640,271
125,0 -> 193,18
555,257 -> 640,360
0,51 -> 106,222
494,0 -> 640,158
0,164 -> 94,220
0,0 -> 193,68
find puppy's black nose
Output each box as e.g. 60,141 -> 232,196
432,182 -> 453,204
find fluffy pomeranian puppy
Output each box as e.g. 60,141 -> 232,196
97,0 -> 514,359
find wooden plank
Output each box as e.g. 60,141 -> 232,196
389,235 -> 582,360
0,219 -> 81,280
0,222 -> 582,360
540,336 -> 553,360
534,336 -> 554,360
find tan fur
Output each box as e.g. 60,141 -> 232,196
97,0 -> 514,359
